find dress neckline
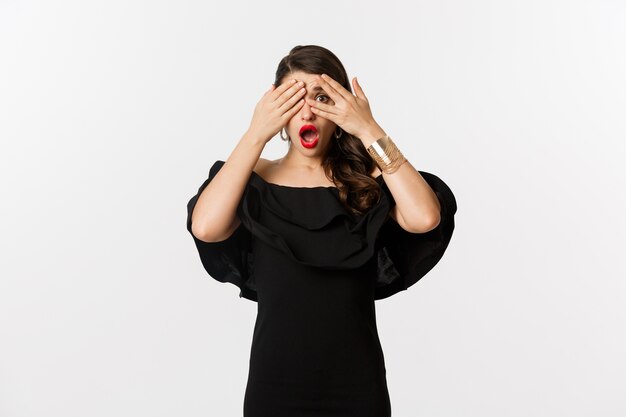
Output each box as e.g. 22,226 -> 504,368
250,169 -> 383,190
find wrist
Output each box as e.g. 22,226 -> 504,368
242,129 -> 269,146
358,123 -> 387,148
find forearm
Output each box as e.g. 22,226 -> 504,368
361,124 -> 442,232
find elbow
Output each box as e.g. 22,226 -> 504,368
406,211 -> 441,234
191,216 -> 240,243
191,220 -> 222,243
191,222 -> 212,242
425,212 -> 441,231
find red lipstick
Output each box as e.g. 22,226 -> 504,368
299,124 -> 319,148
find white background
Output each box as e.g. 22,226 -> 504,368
1,0 -> 625,416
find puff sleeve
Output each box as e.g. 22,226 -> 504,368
373,171 -> 457,300
185,160 -> 257,301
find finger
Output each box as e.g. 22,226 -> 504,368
270,79 -> 298,101
309,104 -> 335,122
352,77 -> 368,101
320,74 -> 354,102
314,76 -> 344,105
275,82 -> 304,106
305,97 -> 337,116
285,96 -> 306,118
278,87 -> 305,113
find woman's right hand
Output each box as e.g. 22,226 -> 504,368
246,79 -> 306,143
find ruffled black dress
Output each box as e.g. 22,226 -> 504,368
186,159 -> 457,417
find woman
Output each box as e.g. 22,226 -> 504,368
186,45 -> 457,416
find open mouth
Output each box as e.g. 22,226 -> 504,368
299,124 -> 319,143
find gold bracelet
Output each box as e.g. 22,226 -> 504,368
366,135 -> 407,174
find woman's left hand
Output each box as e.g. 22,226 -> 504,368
306,74 -> 386,145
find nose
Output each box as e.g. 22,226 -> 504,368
300,99 -> 315,120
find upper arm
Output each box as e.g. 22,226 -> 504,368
193,159 -> 269,243
217,158 -> 270,240
214,159 -> 269,242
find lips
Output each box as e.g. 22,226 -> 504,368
299,124 -> 319,142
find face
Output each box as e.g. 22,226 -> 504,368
281,71 -> 337,153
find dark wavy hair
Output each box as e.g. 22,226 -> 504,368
274,45 -> 382,217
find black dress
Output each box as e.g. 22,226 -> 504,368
186,159 -> 457,417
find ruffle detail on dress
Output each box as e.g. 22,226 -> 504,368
186,159 -> 457,302
186,160 -> 257,301
238,170 -> 391,270
373,170 -> 457,300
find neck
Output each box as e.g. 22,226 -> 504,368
280,143 -> 327,171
